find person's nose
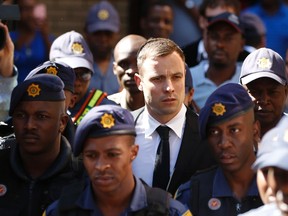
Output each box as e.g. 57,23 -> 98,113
94,156 -> 110,171
24,116 -> 36,130
164,79 -> 174,93
218,132 -> 231,149
256,92 -> 270,105
125,64 -> 138,77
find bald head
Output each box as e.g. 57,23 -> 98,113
114,34 -> 146,60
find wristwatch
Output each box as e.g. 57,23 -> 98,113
185,0 -> 195,9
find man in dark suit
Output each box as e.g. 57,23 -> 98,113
132,38 -> 215,196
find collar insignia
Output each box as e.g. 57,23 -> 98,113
27,83 -> 41,97
208,198 -> 221,210
0,184 -> 7,196
182,210 -> 192,216
71,42 -> 84,54
212,103 -> 226,116
98,9 -> 109,20
100,113 -> 115,128
257,57 -> 272,69
46,66 -> 58,75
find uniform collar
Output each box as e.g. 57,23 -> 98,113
76,176 -> 148,213
212,167 -> 259,197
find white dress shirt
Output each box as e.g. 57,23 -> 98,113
132,104 -> 187,186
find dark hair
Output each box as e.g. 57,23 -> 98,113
141,0 -> 173,18
199,0 -> 241,16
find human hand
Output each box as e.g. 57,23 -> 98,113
0,22 -> 14,78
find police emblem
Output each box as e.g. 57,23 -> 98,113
182,209 -> 192,216
27,83 -> 41,97
208,198 -> 221,210
98,9 -> 109,20
71,42 -> 84,54
212,103 -> 226,116
0,184 -> 7,196
46,66 -> 58,75
100,113 -> 115,128
257,57 -> 272,69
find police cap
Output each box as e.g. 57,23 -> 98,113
73,105 -> 136,156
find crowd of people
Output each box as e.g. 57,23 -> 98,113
0,0 -> 288,215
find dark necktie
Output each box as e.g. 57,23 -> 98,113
152,125 -> 170,190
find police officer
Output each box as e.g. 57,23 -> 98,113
176,83 -> 263,215
239,116 -> 288,216
0,74 -> 83,215
49,30 -> 116,126
25,60 -> 76,145
44,105 -> 192,216
240,48 -> 288,138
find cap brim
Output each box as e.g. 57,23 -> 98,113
56,57 -> 94,73
252,148 -> 288,171
241,71 -> 286,85
208,20 -> 242,33
87,23 -> 118,33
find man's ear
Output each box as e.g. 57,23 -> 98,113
130,144 -> 139,162
134,73 -> 143,91
60,114 -> 69,133
68,95 -> 77,109
113,61 -> 118,75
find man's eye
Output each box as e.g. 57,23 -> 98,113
208,129 -> 219,136
14,112 -> 25,118
38,114 -> 48,119
108,152 -> 120,158
152,77 -> 162,82
173,75 -> 182,80
231,128 -> 240,133
84,153 -> 97,159
248,90 -> 259,96
118,62 -> 129,70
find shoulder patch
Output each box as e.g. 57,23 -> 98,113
182,209 -> 193,216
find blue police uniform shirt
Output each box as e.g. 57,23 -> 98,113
89,57 -> 120,95
176,167 -> 262,215
190,60 -> 242,109
44,176 -> 190,216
